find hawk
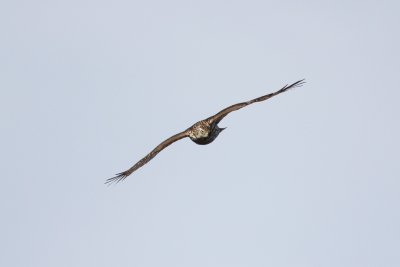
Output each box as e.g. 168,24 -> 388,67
106,79 -> 305,184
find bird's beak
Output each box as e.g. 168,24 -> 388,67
220,127 -> 227,131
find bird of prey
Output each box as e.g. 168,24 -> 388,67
106,79 -> 305,184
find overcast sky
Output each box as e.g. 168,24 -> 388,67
1,0 -> 399,266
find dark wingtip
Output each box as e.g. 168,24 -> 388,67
280,79 -> 306,92
296,79 -> 306,87
105,171 -> 129,186
289,79 -> 306,88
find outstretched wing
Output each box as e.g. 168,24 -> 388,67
106,130 -> 189,184
207,79 -> 305,125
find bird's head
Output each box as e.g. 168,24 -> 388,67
190,123 -> 226,145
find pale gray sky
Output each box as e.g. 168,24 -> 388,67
1,0 -> 399,266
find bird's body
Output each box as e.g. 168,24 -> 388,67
106,79 -> 305,184
187,120 -> 225,145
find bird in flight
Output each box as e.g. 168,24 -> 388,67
106,79 -> 305,184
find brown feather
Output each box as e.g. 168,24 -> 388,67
207,79 -> 305,125
105,130 -> 189,184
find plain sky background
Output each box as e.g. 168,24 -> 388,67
1,0 -> 399,266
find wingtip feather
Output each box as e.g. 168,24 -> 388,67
280,79 -> 306,92
105,171 -> 129,185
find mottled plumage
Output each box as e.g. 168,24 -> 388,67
106,79 -> 305,184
